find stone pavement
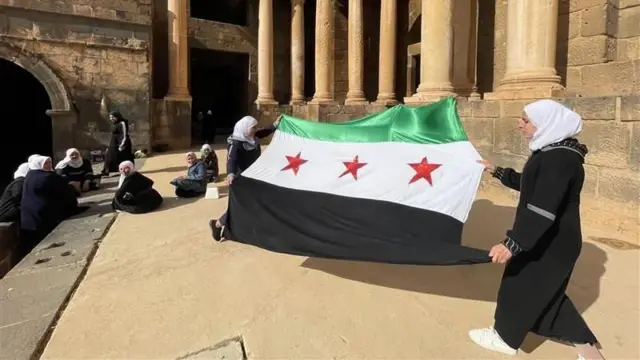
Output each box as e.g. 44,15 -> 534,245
38,152 -> 639,360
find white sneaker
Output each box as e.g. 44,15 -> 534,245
468,327 -> 518,356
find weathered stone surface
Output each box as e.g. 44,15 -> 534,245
580,61 -> 636,95
500,100 -> 528,117
492,117 -> 529,157
571,96 -> 617,119
582,164 -> 599,197
578,121 -> 631,168
567,35 -> 610,66
597,168 -> 640,203
616,37 -> 640,61
620,96 -> 640,121
630,123 -> 640,171
618,6 -> 640,38
461,117 -> 493,153
0,314 -> 55,360
178,339 -> 246,360
470,100 -> 500,118
580,4 -> 616,37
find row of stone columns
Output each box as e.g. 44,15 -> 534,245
169,0 -> 564,105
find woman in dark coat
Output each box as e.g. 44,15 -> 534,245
102,110 -> 134,176
170,152 -> 208,198
209,115 -> 279,241
0,163 -> 29,222
200,144 -> 219,183
19,155 -> 85,257
470,100 -> 603,360
55,148 -> 98,194
112,161 -> 163,214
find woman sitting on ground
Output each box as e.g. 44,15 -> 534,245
209,115 -> 279,241
0,163 -> 30,222
170,152 -> 207,198
19,155 -> 87,256
55,148 -> 98,194
200,144 -> 219,183
112,161 -> 163,214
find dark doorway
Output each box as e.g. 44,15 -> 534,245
0,59 -> 53,189
190,0 -> 248,26
413,54 -> 421,94
189,48 -> 249,146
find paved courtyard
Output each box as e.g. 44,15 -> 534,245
39,152 -> 639,359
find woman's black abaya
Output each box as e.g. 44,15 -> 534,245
103,111 -> 134,174
492,138 -> 597,349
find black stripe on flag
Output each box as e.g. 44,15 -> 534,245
224,176 -> 490,265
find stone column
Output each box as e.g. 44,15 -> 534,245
165,0 -> 190,100
345,0 -> 367,104
485,0 -> 563,99
290,0 -> 305,104
452,0 -> 474,97
256,0 -> 277,105
376,0 -> 397,105
405,0 -> 455,103
468,0 -> 480,99
310,0 -> 335,104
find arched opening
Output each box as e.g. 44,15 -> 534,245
0,59 -> 53,189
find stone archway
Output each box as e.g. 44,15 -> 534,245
0,40 -> 77,160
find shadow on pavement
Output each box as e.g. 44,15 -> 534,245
300,199 -> 607,351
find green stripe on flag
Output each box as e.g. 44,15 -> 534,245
278,96 -> 469,144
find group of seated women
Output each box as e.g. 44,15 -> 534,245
0,154 -> 89,257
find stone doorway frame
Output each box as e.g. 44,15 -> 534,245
0,40 -> 78,160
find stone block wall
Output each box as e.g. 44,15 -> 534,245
0,1 -> 152,157
558,0 -> 640,95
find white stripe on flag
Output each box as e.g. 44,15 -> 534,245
242,131 -> 484,223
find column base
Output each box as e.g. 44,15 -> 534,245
290,95 -> 306,105
375,93 -> 398,106
165,92 -> 192,102
403,92 -> 456,105
344,98 -> 368,105
255,96 -> 278,105
484,88 -> 571,100
152,98 -> 192,151
309,96 -> 336,105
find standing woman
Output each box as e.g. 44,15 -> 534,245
102,110 -> 134,176
208,115 -> 279,241
469,100 -> 603,360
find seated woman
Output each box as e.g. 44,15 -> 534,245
19,155 -> 87,257
55,148 -> 98,194
170,152 -> 207,198
112,161 -> 163,214
0,163 -> 29,222
209,115 -> 279,241
200,144 -> 219,183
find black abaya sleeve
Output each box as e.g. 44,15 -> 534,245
493,167 -> 522,191
255,124 -> 276,139
504,156 -> 576,254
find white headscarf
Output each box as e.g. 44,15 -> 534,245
55,148 -> 84,170
28,155 -> 51,171
230,116 -> 258,145
201,143 -> 212,154
14,163 -> 30,179
524,99 -> 583,151
117,160 -> 136,189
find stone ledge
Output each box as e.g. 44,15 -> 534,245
0,212 -> 117,360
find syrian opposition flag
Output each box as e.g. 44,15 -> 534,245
224,97 -> 490,265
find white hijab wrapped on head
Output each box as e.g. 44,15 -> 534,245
14,163 -> 30,179
117,160 -> 136,189
229,116 -> 258,149
27,155 -> 51,171
55,148 -> 84,170
524,99 -> 583,151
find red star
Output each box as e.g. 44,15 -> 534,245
339,155 -> 368,180
281,152 -> 308,175
408,157 -> 442,185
